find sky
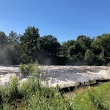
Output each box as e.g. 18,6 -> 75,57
0,0 -> 110,43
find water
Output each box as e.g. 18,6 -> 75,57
0,65 -> 110,88
40,66 -> 110,88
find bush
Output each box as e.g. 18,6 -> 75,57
19,60 -> 41,78
27,88 -> 71,110
19,63 -> 33,76
18,78 -> 38,97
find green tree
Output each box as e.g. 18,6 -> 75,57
0,31 -> 7,46
0,32 -> 7,64
72,35 -> 94,61
76,35 -> 93,50
37,35 -> 60,57
84,49 -> 95,65
91,34 -> 110,65
61,40 -> 75,57
76,35 -> 94,57
60,36 -> 94,65
8,31 -> 20,44
6,31 -> 20,64
20,26 -> 40,63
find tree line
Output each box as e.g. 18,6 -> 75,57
0,26 -> 110,65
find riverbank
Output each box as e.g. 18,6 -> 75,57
0,65 -> 110,110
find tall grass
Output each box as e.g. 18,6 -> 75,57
0,75 -> 19,109
71,82 -> 110,110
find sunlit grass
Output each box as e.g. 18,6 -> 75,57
71,82 -> 110,110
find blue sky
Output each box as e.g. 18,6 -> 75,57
0,0 -> 110,43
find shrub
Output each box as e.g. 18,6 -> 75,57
19,60 -> 41,78
27,88 -> 72,110
19,63 -> 33,76
18,78 -> 37,97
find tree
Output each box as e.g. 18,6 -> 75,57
60,36 -> 94,65
84,49 -> 95,65
6,31 -> 20,64
19,26 -> 40,63
0,32 -> 7,64
61,40 -> 75,57
76,35 -> 93,50
91,34 -> 110,65
8,31 -> 20,44
0,31 -> 7,46
37,35 -> 60,56
71,35 -> 94,61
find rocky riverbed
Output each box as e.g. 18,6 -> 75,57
40,66 -> 110,88
0,65 -> 110,88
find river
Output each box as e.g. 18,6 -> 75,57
0,65 -> 110,88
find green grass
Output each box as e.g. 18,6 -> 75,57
71,82 -> 110,110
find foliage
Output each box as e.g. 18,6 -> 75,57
0,31 -> 7,45
37,35 -> 60,56
61,40 -> 75,57
84,49 -> 95,65
19,61 -> 40,77
91,34 -> 110,65
1,75 -> 110,109
71,82 -> 110,110
19,26 -> 40,63
19,63 -> 33,76
0,26 -> 110,65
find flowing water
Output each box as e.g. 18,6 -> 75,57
40,66 -> 110,88
0,65 -> 110,88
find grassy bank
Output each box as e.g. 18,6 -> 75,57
0,63 -> 110,110
70,82 -> 110,110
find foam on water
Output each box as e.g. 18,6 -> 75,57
0,65 -> 110,88
40,66 -> 110,87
